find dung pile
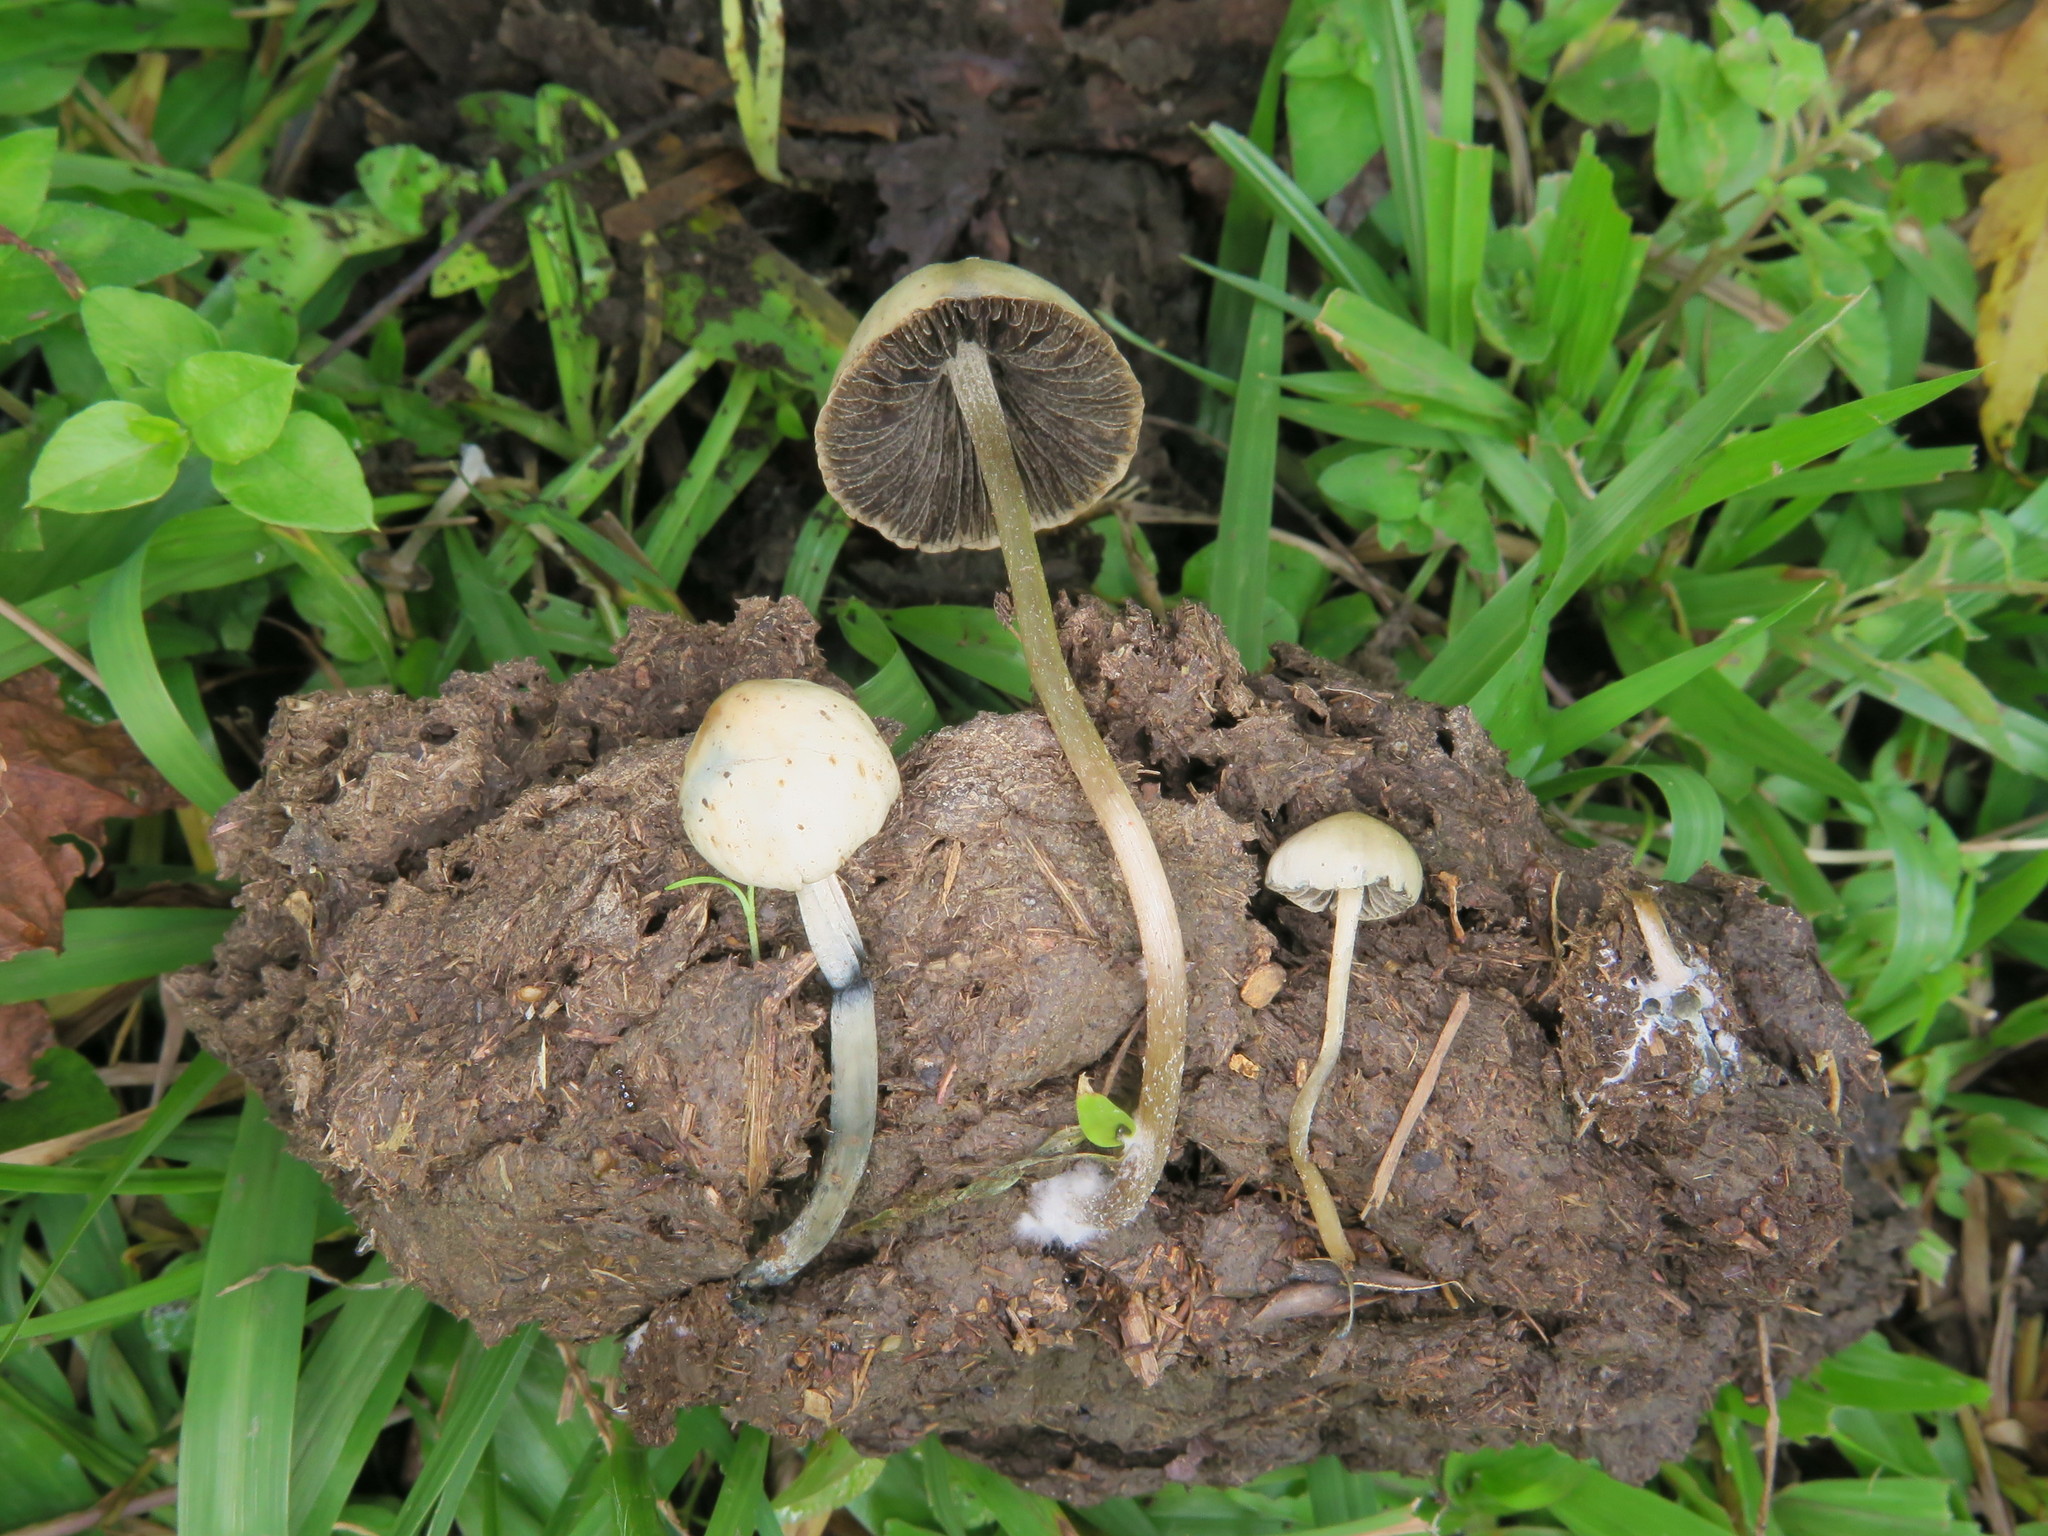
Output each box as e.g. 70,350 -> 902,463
171,597 -> 1907,1496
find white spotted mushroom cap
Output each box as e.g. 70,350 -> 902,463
679,679 -> 901,892
1264,811 -> 1424,921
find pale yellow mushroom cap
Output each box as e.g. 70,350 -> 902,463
679,679 -> 901,892
1265,811 -> 1423,921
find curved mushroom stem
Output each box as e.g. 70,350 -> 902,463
947,339 -> 1188,1241
738,875 -> 878,1287
1290,883 -> 1361,1267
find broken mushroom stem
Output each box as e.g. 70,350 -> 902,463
816,258 -> 1185,1246
1264,812 -> 1424,1267
678,678 -> 901,1287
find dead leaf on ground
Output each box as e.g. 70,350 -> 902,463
1844,0 -> 2048,171
1971,162 -> 2048,461
1846,0 -> 2048,457
0,668 -> 177,1091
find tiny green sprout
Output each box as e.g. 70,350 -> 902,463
1075,1074 -> 1136,1149
664,874 -> 760,963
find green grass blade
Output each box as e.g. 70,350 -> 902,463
1211,222 -> 1289,669
1198,125 -> 1407,315
1965,852 -> 2048,954
1532,141 -> 1645,407
783,497 -> 851,616
703,1424 -> 772,1536
268,525 -> 399,685
3,1263 -> 201,1346
543,347 -> 715,520
1316,288 -> 1526,426
1541,292 -> 1859,614
179,1095 -> 326,1536
1660,372 -> 1978,526
1541,584 -> 1825,764
0,1052 -> 229,1367
0,1166 -> 222,1196
1723,790 -> 1840,918
0,907 -> 231,1004
884,606 -> 1029,699
444,525 -> 564,680
1422,138 -> 1491,357
1202,0 -> 1314,399
290,1259 -> 432,1536
88,541 -> 240,813
839,599 -> 940,752
1440,0 -> 1478,142
643,367 -> 760,583
1363,0 -> 1430,293
390,1326 -> 538,1536
1097,310 -> 1240,395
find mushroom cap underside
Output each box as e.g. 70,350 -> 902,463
1265,810 -> 1425,919
679,678 -> 901,891
815,258 -> 1143,554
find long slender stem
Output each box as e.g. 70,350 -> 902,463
946,341 -> 1188,1238
738,876 -> 876,1286
1291,886 -> 1361,1266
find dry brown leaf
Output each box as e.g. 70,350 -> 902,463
1847,0 -> 2048,458
0,667 -> 177,961
1845,0 -> 2048,172
1971,162 -> 2048,460
0,669 -> 175,1091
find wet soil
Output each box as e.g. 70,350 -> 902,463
172,599 -> 1910,1496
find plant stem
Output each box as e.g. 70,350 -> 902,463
946,339 -> 1188,1238
1291,884 -> 1361,1266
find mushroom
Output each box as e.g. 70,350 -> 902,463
678,678 -> 901,1286
1264,812 -> 1424,1266
815,258 -> 1185,1248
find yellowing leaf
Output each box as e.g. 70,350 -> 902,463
1970,161 -> 2048,463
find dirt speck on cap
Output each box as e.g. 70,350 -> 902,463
173,596 -> 1906,1493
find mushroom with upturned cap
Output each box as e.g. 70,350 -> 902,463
816,258 -> 1185,1250
1264,812 -> 1424,1266
679,678 -> 901,1286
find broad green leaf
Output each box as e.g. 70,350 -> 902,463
1549,1461 -> 1730,1536
884,605 -> 1031,700
0,906 -> 232,1006
0,126 -> 57,232
269,526 -> 399,686
28,401 -> 188,514
444,524 -> 563,680
1642,31 -> 1765,203
211,412 -> 374,531
1769,1478 -> 1957,1536
0,201 -> 201,343
167,350 -> 299,463
80,285 -> 222,406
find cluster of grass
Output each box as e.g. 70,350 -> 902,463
2,0 -> 2047,1531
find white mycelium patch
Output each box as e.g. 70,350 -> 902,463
1601,890 -> 1742,1096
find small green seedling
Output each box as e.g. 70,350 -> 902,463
665,874 -> 760,963
1075,1075 -> 1136,1149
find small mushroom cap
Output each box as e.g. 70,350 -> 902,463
1265,811 -> 1423,920
815,257 -> 1144,554
679,679 -> 901,892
